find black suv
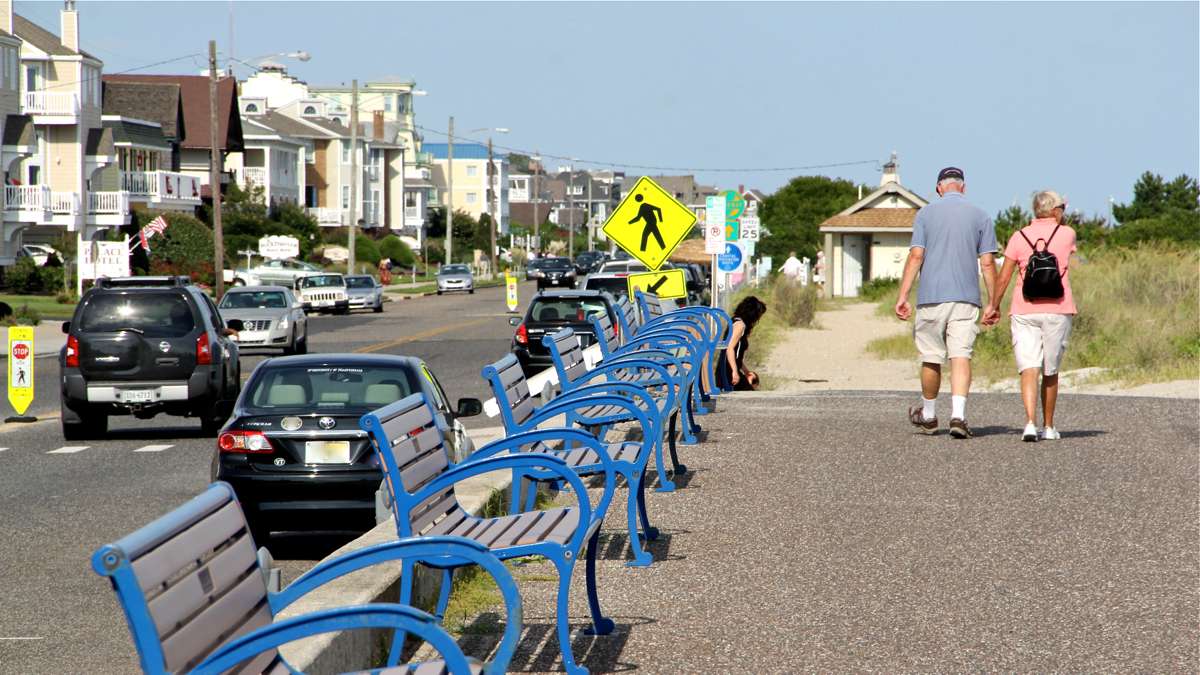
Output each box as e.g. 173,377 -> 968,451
532,257 -> 576,290
509,289 -> 620,374
59,277 -> 244,439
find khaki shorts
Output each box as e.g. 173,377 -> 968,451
914,302 -> 980,364
1011,313 -> 1073,375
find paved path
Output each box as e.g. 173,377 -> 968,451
456,391 -> 1198,672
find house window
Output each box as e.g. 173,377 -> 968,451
384,95 -> 393,112
466,192 -> 478,204
466,165 -> 478,177
342,185 -> 350,209
303,105 -> 317,115
341,144 -> 350,164
405,192 -> 417,207
244,103 -> 258,113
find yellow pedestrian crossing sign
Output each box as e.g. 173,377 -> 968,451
7,326 -> 34,417
602,176 -> 697,271
626,269 -> 688,300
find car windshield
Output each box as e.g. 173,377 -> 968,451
79,292 -> 195,338
584,277 -> 629,298
345,276 -> 376,289
440,265 -> 470,275
542,258 -> 573,270
529,297 -> 609,323
246,364 -> 419,412
220,291 -> 287,309
300,275 -> 344,288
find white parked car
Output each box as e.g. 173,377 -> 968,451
296,273 -> 349,314
231,259 -> 324,287
18,244 -> 61,266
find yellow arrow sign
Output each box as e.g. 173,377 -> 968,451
7,326 -> 34,416
602,176 -> 697,271
627,268 -> 688,300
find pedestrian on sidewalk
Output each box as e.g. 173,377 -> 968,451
779,251 -> 804,282
719,295 -> 767,391
894,167 -> 999,438
987,190 -> 1077,442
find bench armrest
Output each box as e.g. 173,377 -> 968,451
569,359 -> 679,412
191,604 -> 473,675
524,390 -> 659,452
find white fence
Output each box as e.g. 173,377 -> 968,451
22,91 -> 79,116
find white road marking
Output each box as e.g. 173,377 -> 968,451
0,447 -> 7,452
47,446 -> 88,454
134,444 -> 173,453
0,636 -> 43,640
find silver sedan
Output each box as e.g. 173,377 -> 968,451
345,275 -> 384,312
437,264 -> 474,295
217,286 -> 308,354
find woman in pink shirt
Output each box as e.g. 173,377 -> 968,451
987,190 -> 1077,442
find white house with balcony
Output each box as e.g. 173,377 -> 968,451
230,109 -> 305,208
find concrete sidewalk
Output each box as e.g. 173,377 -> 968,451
447,391 -> 1198,672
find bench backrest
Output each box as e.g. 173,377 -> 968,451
614,294 -> 638,336
360,393 -> 466,539
636,290 -> 668,325
543,327 -> 588,387
91,482 -> 277,675
481,353 -> 539,432
589,311 -> 621,359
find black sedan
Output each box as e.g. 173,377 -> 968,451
510,289 -> 620,375
532,256 -> 577,290
212,353 -> 482,544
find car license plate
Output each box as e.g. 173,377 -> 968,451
232,330 -> 266,344
305,440 -> 350,464
119,389 -> 156,403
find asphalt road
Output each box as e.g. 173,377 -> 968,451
0,281 -> 531,675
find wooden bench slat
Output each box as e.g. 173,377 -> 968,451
489,511 -> 546,549
132,501 -> 245,594
377,405 -> 436,450
409,490 -> 460,534
423,505 -> 469,537
161,571 -> 269,672
401,446 -> 450,494
497,360 -> 524,388
147,531 -> 257,637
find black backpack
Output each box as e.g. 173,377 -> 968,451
1018,224 -> 1064,301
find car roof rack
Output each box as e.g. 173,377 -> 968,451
94,276 -> 192,289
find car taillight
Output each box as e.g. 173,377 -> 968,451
196,333 -> 212,364
218,430 -> 274,454
576,309 -> 586,321
65,335 -> 79,367
613,321 -> 620,339
515,323 -> 528,345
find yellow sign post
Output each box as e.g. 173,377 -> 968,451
505,272 -> 519,312
601,176 -> 697,271
626,268 -> 688,300
7,326 -> 35,421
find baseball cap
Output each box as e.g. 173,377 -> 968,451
937,167 -> 965,182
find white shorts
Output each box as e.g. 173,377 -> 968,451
914,302 -> 980,364
1011,313 -> 1073,375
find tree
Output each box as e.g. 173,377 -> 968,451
379,235 -> 415,267
1113,172 -> 1199,223
353,234 -> 381,268
993,205 -> 1031,248
273,202 -> 321,258
146,212 -> 216,284
425,207 -> 481,262
759,176 -> 862,261
508,153 -> 531,174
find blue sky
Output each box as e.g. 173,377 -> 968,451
30,1 -> 1199,218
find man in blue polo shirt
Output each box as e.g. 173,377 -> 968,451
894,167 -> 998,438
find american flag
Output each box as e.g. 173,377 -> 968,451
134,216 -> 169,252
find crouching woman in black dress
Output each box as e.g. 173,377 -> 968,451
719,296 -> 767,391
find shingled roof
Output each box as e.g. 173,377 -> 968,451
102,81 -> 183,140
819,208 -> 919,230
13,14 -> 98,59
103,74 -> 243,152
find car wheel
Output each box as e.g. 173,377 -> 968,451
295,333 -> 308,354
436,290 -> 443,295
373,302 -> 383,313
62,410 -> 106,441
468,288 -> 475,294
232,278 -> 245,286
200,403 -> 230,436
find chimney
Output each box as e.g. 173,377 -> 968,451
0,0 -> 12,35
61,0 -> 79,52
372,111 -> 384,140
879,151 -> 899,186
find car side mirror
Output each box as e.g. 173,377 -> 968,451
508,316 -> 520,326
226,318 -> 245,332
61,321 -> 71,334
455,397 -> 483,417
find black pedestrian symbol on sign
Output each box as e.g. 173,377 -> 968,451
16,367 -> 25,386
629,194 -> 665,251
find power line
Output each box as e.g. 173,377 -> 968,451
413,124 -> 880,174
29,51 -> 207,94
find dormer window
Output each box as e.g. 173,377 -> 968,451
302,105 -> 318,116
244,103 -> 259,113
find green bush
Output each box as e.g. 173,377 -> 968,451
771,279 -> 820,328
859,277 -> 900,302
4,257 -> 40,293
379,235 -> 415,267
146,212 -> 216,285
4,303 -> 41,326
354,234 -> 381,266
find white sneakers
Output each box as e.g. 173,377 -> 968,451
1022,423 -> 1061,442
1022,422 -> 1038,442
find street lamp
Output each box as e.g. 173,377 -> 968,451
443,122 -> 507,269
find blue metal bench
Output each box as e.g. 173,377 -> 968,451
633,290 -> 733,406
91,481 -> 521,674
542,327 -> 697,484
481,353 -> 664,566
361,393 -> 615,675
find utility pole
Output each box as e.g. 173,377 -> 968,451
532,149 -> 540,256
208,40 -> 225,300
445,116 -> 454,265
486,135 -> 497,275
586,174 -> 594,251
347,79 -> 358,275
567,166 -> 574,260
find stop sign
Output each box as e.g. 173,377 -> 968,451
12,343 -> 28,360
